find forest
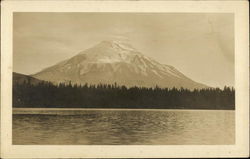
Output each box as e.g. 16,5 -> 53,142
13,81 -> 235,110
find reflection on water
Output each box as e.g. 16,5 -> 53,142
13,109 -> 235,145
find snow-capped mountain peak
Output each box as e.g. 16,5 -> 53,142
32,40 -> 208,89
100,40 -> 137,51
77,40 -> 141,64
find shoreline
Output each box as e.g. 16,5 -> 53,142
13,107 -> 235,112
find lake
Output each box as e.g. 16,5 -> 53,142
13,108 -> 235,145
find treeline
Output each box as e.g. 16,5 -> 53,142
13,81 -> 235,110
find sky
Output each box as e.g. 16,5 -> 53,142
13,13 -> 234,88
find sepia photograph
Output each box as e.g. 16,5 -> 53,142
12,12 -> 235,145
1,0 -> 249,158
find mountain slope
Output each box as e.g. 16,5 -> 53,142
32,40 -> 208,89
13,72 -> 43,85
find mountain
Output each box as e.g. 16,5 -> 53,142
13,72 -> 43,85
32,40 -> 208,89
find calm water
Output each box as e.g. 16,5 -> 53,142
13,108 -> 235,145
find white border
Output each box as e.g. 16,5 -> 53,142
1,1 -> 249,158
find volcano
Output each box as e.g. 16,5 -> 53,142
32,40 -> 208,89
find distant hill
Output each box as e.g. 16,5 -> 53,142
13,72 -> 43,85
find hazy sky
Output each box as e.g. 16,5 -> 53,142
13,13 -> 234,88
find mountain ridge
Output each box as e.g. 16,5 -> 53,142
13,72 -> 43,85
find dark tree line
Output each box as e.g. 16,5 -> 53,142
13,81 -> 235,110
